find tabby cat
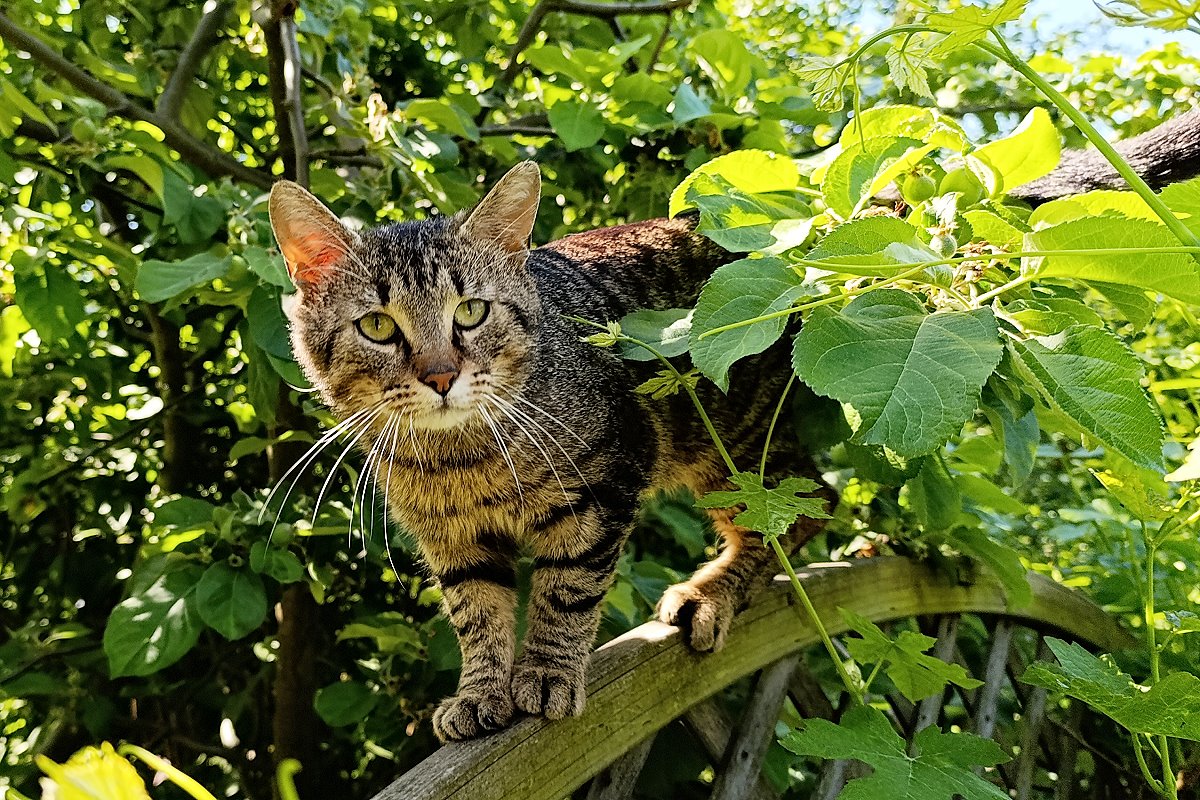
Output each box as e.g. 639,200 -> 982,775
269,162 -> 830,742
268,109 -> 1200,742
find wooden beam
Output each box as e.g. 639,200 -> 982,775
370,558 -> 1133,800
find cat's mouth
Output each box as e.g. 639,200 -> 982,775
413,404 -> 477,431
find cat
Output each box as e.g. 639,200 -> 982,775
267,108 -> 1200,742
269,162 -> 831,742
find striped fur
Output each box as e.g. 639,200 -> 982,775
269,165 -> 831,742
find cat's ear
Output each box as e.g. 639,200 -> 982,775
461,161 -> 541,254
269,180 -> 358,285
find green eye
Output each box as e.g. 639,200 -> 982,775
356,311 -> 399,343
453,299 -> 489,329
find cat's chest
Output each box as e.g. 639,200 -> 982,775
374,453 -> 569,539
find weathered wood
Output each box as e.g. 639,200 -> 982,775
585,733 -> 655,800
710,655 -> 799,800
371,558 -> 1133,800
788,657 -> 834,721
975,619 -> 1016,742
681,699 -> 777,800
1017,638 -> 1053,800
1054,703 -> 1084,800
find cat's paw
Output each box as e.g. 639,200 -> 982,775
657,581 -> 737,652
511,663 -> 586,720
432,687 -> 514,742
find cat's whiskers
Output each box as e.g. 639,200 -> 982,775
405,412 -> 426,473
478,403 -> 524,505
490,394 -> 590,494
484,395 -> 578,522
261,402 -> 383,539
512,395 -> 588,447
352,411 -> 398,559
309,403 -> 390,531
379,412 -> 403,579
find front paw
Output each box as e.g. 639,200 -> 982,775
511,662 -> 586,720
657,581 -> 737,652
432,686 -> 514,742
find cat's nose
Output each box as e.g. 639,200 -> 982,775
420,368 -> 459,396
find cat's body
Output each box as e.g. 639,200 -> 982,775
268,111 -> 1200,742
273,175 -> 824,739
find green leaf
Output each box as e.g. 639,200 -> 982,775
1029,189 -> 1159,228
1008,326 -> 1164,471
925,0 -> 1029,51
781,705 -> 1010,800
946,526 -> 1033,606
338,612 -> 423,656
796,55 -> 848,112
688,29 -> 756,98
689,257 -> 816,390
687,175 -> 812,252
242,246 -> 292,289
162,170 -> 225,244
885,40 -> 936,100
195,562 -> 268,640
635,368 -> 699,400
696,472 -> 829,542
405,98 -> 479,141
670,150 -> 801,217
616,309 -> 692,361
1028,218 -> 1200,304
547,99 -> 605,152
136,253 -> 231,304
247,285 -> 294,361
1161,177 -> 1200,233
964,209 -> 1025,247
841,608 -> 983,700
973,108 -> 1061,193
908,456 -> 962,529
671,83 -> 711,124
1088,281 -> 1154,329
0,305 -> 29,377
314,681 -> 380,727
12,260 -> 86,345
839,105 -> 968,152
793,290 -> 1003,456
805,217 -> 941,277
104,556 -> 204,677
1022,638 -> 1200,741
822,136 -> 934,218
249,541 -> 306,584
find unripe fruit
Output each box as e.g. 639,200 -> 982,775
930,233 -> 958,257
939,167 -> 985,206
902,173 -> 937,204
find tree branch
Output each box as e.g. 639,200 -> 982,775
0,10 -> 272,189
262,3 -> 309,186
157,0 -> 233,121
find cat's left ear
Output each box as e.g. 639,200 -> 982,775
269,180 -> 359,286
461,161 -> 541,254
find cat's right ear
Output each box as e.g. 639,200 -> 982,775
269,181 -> 358,286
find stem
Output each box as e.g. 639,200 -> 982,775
861,658 -> 886,696
1133,734 -> 1167,796
770,537 -> 865,704
973,273 -> 1034,305
760,374 -> 796,477
276,758 -> 303,800
979,36 -> 1200,258
120,745 -> 219,800
1141,519 -> 1179,799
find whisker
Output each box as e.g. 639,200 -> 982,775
512,395 -> 589,447
380,411 -> 403,579
492,395 -> 591,494
479,403 -> 524,505
485,396 -> 577,525
309,405 -> 389,531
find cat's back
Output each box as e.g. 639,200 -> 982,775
529,215 -> 733,318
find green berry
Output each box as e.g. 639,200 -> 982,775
938,167 -> 985,206
902,173 -> 937,204
930,233 -> 958,258
71,118 -> 98,143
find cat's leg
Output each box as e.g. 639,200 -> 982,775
513,500 -> 632,719
658,468 -> 834,652
426,532 -> 519,742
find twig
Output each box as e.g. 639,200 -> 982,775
263,2 -> 309,186
480,123 -> 555,137
646,18 -> 671,71
157,1 -> 233,120
0,10 -> 271,189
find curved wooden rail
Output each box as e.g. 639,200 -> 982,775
372,557 -> 1133,800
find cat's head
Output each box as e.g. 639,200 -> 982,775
268,162 -> 543,432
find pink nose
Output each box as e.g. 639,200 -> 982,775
421,370 -> 458,396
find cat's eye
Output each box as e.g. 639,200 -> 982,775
453,299 -> 489,329
356,311 -> 399,344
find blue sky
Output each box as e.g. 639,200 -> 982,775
1026,0 -> 1185,53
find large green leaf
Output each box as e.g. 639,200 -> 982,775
1028,217 -> 1200,304
973,107 -> 1060,193
546,99 -> 605,152
670,149 -> 801,217
687,175 -> 812,252
793,290 -> 1003,455
136,253 -> 231,304
314,681 -> 380,727
616,308 -> 692,362
1008,325 -> 1164,470
104,556 -> 204,677
689,257 -> 816,390
195,562 -> 268,640
12,258 -> 87,345
1022,638 -> 1200,741
687,29 -> 756,98
781,705 -> 1010,800
822,136 -> 933,218
804,216 -> 940,276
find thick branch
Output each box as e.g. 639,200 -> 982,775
157,1 -> 233,120
262,4 -> 309,186
0,10 -> 271,189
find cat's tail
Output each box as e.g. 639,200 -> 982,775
1011,107 -> 1200,204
